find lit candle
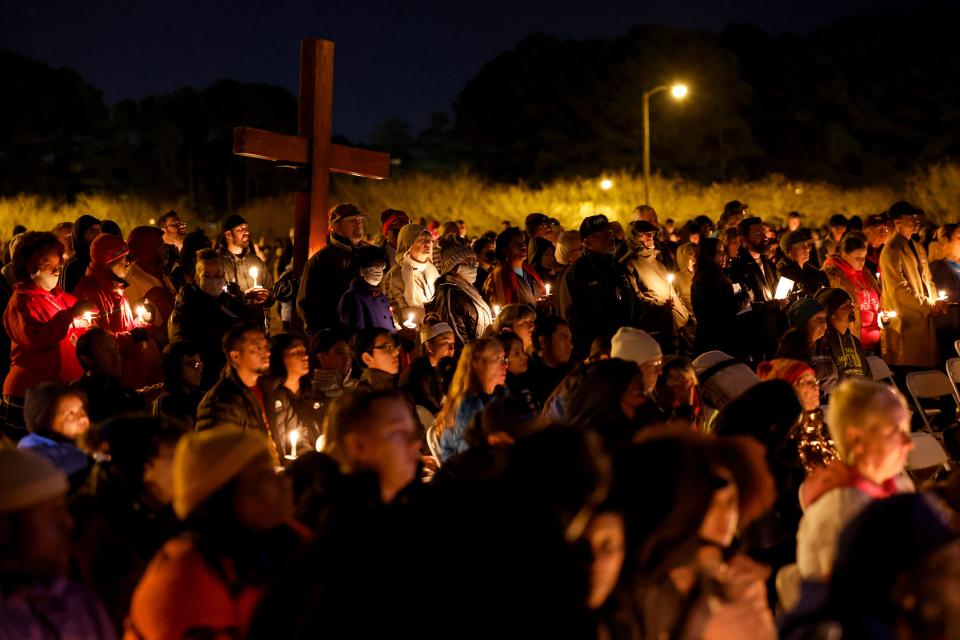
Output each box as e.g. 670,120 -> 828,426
134,304 -> 148,326
887,310 -> 897,318
939,290 -> 948,301
545,283 -> 552,296
403,311 -> 417,329
286,429 -> 300,460
667,273 -> 675,285
83,311 -> 94,323
249,266 -> 260,289
315,435 -> 325,452
492,304 -> 501,317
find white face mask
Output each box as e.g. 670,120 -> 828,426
457,264 -> 478,284
199,277 -> 225,297
33,271 -> 60,291
361,266 -> 384,287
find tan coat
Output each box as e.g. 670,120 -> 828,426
879,233 -> 938,367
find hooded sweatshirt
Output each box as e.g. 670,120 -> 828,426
823,255 -> 881,351
60,215 -> 100,293
125,226 -> 176,322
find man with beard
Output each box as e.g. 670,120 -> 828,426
195,322 -> 282,462
729,216 -> 785,361
157,211 -> 187,277
298,203 -> 368,335
555,215 -> 640,360
217,215 -> 273,332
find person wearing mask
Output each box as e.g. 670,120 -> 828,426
377,208 -> 409,269
526,316 -> 574,407
472,236 -> 496,294
152,341 -> 205,424
126,427 -> 305,640
337,244 -> 395,332
432,236 -> 494,347
796,379 -> 915,581
60,214 -> 101,293
72,233 -> 160,389
382,223 -> 439,327
168,249 -> 251,389
3,232 -> 95,436
777,230 -> 828,303
195,322 -> 282,462
880,201 -> 947,369
484,226 -> 546,307
0,450 -> 116,639
630,203 -> 676,269
691,237 -> 750,358
496,331 -> 538,413
267,333 -> 321,460
822,233 -> 883,354
862,213 -> 890,276
125,226 -> 177,347
815,288 -> 869,381
353,327 -> 401,392
297,203 -> 367,334
401,319 -> 456,416
555,215 -> 639,360
322,388 -> 423,504
17,382 -> 91,479
216,215 -> 273,332
435,336 -> 507,461
71,329 -> 146,423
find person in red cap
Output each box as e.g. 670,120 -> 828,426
377,208 -> 410,269
72,233 -> 160,389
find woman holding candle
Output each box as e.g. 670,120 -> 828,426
822,233 -> 883,354
3,232 -> 96,437
267,333 -> 321,462
431,236 -> 493,348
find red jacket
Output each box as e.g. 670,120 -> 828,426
3,283 -> 86,397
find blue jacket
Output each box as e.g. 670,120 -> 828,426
18,433 -> 89,477
337,279 -> 396,332
439,391 -> 499,461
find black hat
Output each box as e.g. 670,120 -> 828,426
329,203 -> 364,224
525,213 -> 551,233
349,244 -> 387,271
864,213 -> 888,228
814,287 -> 853,318
723,200 -> 748,215
579,215 -> 611,239
828,214 -> 849,228
887,201 -> 923,220
221,214 -> 246,233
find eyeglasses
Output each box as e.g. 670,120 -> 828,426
164,222 -> 186,230
182,360 -> 204,369
373,343 -> 399,354
796,378 -> 820,388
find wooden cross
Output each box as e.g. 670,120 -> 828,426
233,38 -> 390,278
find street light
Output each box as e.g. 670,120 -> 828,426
642,82 -> 688,205
600,178 -> 613,190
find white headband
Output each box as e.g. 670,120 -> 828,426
421,322 -> 453,343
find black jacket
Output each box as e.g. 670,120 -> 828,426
71,375 -> 146,423
216,245 -> 275,332
690,263 -> 749,357
776,258 -> 828,305
729,247 -> 779,303
61,214 -> 101,293
525,354 -> 571,408
167,284 -> 252,390
430,276 -> 488,347
400,356 -> 445,415
196,365 -> 281,457
555,249 -> 640,359
296,234 -> 354,335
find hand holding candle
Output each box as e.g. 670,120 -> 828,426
249,265 -> 260,289
939,290 -> 948,301
315,435 -> 325,452
403,311 -> 417,329
286,429 -> 300,460
492,304 -> 501,318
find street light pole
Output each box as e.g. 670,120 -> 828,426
642,83 -> 688,205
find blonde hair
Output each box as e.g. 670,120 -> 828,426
435,337 -> 501,436
826,378 -> 908,462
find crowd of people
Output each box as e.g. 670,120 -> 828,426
2,199 -> 960,639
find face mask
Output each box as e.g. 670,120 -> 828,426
33,272 -> 59,291
362,266 -> 384,287
200,277 -> 225,297
457,264 -> 478,284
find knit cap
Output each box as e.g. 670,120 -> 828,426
438,237 -> 476,275
611,327 -> 662,366
554,230 -> 582,266
0,449 -> 68,513
756,358 -> 815,386
380,209 -> 409,238
787,297 -> 824,329
396,224 -> 430,257
89,233 -> 130,266
172,426 -> 271,519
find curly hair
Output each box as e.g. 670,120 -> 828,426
12,231 -> 64,282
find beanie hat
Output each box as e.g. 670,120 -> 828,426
438,236 -> 476,276
693,351 -> 760,411
89,233 -> 130,266
380,209 -> 409,238
815,287 -> 853,318
0,449 -> 68,512
172,426 -> 270,519
24,382 -> 75,435
396,224 -> 429,257
756,358 -> 815,386
221,214 -> 247,234
329,203 -> 363,224
787,297 -> 824,329
554,230 -> 582,266
421,321 -> 453,343
611,327 -> 662,366
127,226 -> 165,270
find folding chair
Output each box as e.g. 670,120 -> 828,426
947,358 -> 960,404
866,356 -> 895,386
425,420 -> 443,465
905,370 -> 960,434
906,431 -> 951,485
955,339 -> 960,358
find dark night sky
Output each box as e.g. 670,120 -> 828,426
3,0 -> 919,141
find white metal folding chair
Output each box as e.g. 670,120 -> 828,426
955,339 -> 960,358
906,431 -> 951,483
946,358 -> 960,404
866,356 -> 895,386
906,370 -> 959,434
425,419 -> 443,465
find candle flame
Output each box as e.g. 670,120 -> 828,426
315,435 -> 325,452
249,266 -> 259,280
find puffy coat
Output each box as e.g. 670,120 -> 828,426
430,275 -> 493,347
3,282 -> 86,397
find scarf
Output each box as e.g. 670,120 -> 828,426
401,253 -> 439,308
